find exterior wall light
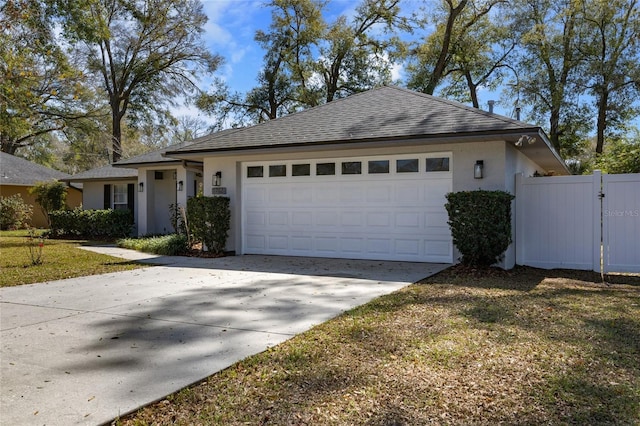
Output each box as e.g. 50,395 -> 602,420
177,180 -> 184,191
214,171 -> 222,187
474,160 -> 484,179
138,182 -> 144,192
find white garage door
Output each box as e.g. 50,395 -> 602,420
242,153 -> 453,263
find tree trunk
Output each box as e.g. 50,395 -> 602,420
549,105 -> 561,152
111,109 -> 122,163
424,0 -> 468,95
595,89 -> 608,154
465,71 -> 479,108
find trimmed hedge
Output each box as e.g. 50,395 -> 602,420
49,208 -> 133,238
187,196 -> 230,254
445,190 -> 515,267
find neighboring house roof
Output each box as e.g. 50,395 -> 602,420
61,164 -> 137,182
0,152 -> 72,186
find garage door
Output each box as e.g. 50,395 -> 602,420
241,153 -> 453,263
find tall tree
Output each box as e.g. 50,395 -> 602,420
578,0 -> 640,154
507,0 -> 591,156
406,0 -> 506,96
0,0 -> 97,155
317,0 -> 407,103
436,5 -> 515,108
199,0 -> 405,124
52,0 -> 222,163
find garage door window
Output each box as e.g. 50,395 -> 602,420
368,160 -> 389,174
397,159 -> 419,173
292,164 -> 310,176
247,166 -> 264,178
269,165 -> 287,177
317,162 -> 335,176
426,157 -> 450,172
342,161 -> 361,175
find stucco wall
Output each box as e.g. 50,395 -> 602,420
0,184 -> 82,229
82,180 -> 137,226
503,144 -> 550,268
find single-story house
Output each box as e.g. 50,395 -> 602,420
70,86 -> 570,267
0,152 -> 82,228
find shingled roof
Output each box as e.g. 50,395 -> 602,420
166,86 -> 542,156
0,152 -> 72,186
61,164 -> 137,182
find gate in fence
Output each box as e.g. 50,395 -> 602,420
515,171 -> 640,273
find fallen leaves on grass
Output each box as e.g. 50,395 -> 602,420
116,266 -> 640,426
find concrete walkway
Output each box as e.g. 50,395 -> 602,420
1,248 -> 448,425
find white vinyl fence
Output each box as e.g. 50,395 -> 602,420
516,171 -> 640,273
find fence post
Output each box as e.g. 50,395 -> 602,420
592,170 -> 602,273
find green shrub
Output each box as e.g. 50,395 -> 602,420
49,208 -> 132,238
0,194 -> 33,230
29,181 -> 67,227
118,234 -> 188,256
445,190 -> 515,267
187,196 -> 230,255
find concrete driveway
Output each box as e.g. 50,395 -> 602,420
0,249 -> 448,425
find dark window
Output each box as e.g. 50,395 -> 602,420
154,171 -> 164,180
397,159 -> 419,173
316,162 -> 336,176
342,161 -> 362,175
269,164 -> 287,177
292,164 -> 311,176
426,157 -> 450,172
368,160 -> 389,174
247,166 -> 264,178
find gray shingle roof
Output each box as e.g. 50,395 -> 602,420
114,129 -> 239,167
0,152 -> 72,186
167,86 -> 539,155
114,141 -> 192,167
62,164 -> 137,182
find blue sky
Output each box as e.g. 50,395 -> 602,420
178,0 -> 512,123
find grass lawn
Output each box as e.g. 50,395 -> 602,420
0,230 -> 144,287
117,266 -> 640,425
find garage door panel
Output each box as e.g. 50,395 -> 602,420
341,211 -> 363,227
292,211 -> 313,226
341,237 -> 364,253
367,212 -> 391,227
291,236 -> 312,250
316,211 -> 338,226
246,234 -> 266,250
367,186 -> 391,203
268,211 -> 289,226
367,238 -> 392,254
292,188 -> 313,203
395,186 -> 421,205
245,187 -> 266,206
246,211 -> 266,226
316,237 -> 338,252
340,185 -> 365,203
268,235 -> 289,250
395,212 -> 421,228
396,239 -> 421,255
242,154 -> 453,262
